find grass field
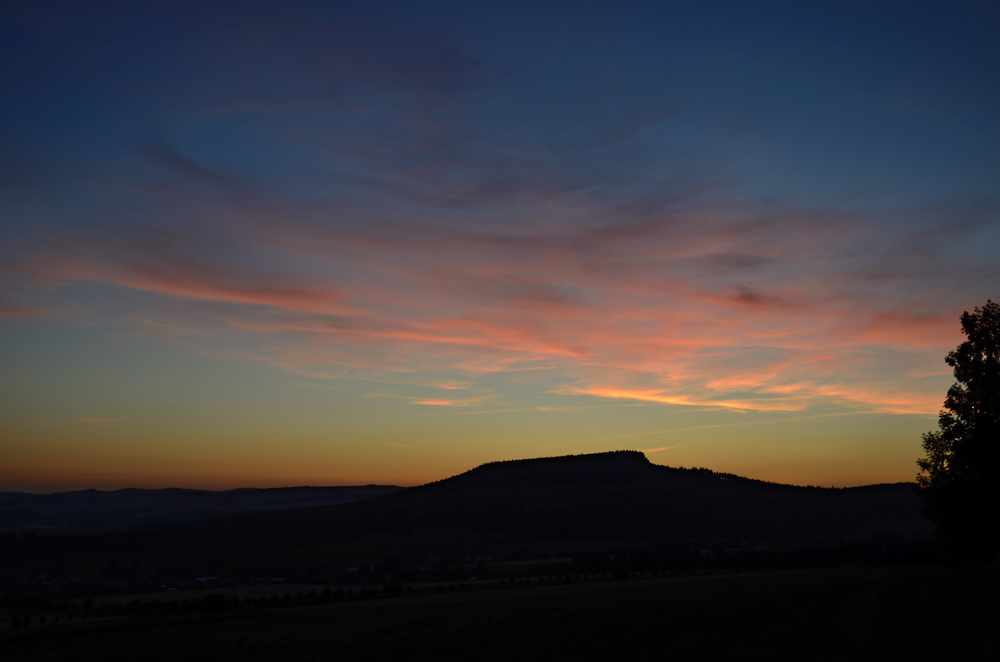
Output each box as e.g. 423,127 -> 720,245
3,565 -> 998,661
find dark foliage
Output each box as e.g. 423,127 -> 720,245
917,300 -> 1000,568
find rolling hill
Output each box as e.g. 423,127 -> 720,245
225,450 -> 931,545
0,451 -> 932,589
0,485 -> 402,533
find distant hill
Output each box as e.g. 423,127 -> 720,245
0,452 -> 932,584
0,485 -> 403,533
197,450 -> 931,545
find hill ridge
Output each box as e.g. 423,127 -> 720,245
418,450 -> 914,493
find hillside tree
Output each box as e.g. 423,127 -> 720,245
917,300 -> 1000,568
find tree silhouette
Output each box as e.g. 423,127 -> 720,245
917,300 -> 1000,568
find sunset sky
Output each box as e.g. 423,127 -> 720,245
2,1 -> 998,492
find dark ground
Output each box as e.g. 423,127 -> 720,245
3,565 -> 997,661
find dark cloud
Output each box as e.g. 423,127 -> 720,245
135,142 -> 233,185
704,252 -> 775,272
730,286 -> 783,307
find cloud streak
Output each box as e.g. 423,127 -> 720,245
11,191 -> 980,417
3,1 -> 995,427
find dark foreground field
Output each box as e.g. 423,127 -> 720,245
3,565 -> 998,661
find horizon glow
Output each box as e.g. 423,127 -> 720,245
2,1 -> 998,492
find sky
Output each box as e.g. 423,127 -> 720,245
1,0 -> 998,492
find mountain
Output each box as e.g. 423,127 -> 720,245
0,452 -> 932,586
229,450 -> 930,545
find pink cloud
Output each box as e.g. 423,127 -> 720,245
12,198 -> 968,416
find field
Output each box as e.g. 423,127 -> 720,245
3,565 -> 998,661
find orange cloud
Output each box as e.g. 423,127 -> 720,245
411,394 -> 493,406
568,387 -> 807,412
412,399 -> 468,406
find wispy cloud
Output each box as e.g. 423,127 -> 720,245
4,4 -> 993,423
0,291 -> 42,316
565,387 -> 806,412
126,316 -> 210,336
14,195 -> 973,417
411,394 -> 493,407
558,411 -> 907,449
411,399 -> 469,406
0,307 -> 41,316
